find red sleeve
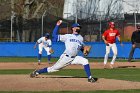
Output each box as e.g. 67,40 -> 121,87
102,30 -> 108,37
116,30 -> 120,36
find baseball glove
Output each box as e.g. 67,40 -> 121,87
83,46 -> 91,56
49,48 -> 54,54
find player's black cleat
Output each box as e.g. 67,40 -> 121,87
88,77 -> 98,83
30,70 -> 39,78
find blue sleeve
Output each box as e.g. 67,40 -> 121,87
52,25 -> 59,42
48,45 -> 52,47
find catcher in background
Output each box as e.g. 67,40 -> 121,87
30,20 -> 98,83
34,33 -> 54,65
102,22 -> 122,69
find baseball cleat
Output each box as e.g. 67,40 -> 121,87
38,62 -> 41,65
30,70 -> 39,78
88,77 -> 98,83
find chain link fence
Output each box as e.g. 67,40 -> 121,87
0,13 -> 140,42
0,0 -> 140,42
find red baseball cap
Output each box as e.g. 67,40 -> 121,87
109,22 -> 115,26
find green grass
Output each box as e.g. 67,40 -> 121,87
0,89 -> 140,93
46,68 -> 140,82
0,57 -> 139,62
0,68 -> 140,82
0,69 -> 33,74
0,57 -> 58,62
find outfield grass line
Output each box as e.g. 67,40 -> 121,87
0,57 -> 139,62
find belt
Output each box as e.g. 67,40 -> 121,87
66,55 -> 75,58
65,54 -> 75,58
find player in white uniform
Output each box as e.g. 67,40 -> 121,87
34,33 -> 52,65
30,20 -> 97,83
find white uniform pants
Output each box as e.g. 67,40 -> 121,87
104,43 -> 117,65
38,44 -> 51,55
47,54 -> 89,73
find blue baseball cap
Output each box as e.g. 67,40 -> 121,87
71,23 -> 81,28
45,33 -> 50,38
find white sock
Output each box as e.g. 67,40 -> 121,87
88,76 -> 92,79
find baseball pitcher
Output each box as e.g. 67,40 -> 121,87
30,20 -> 98,83
102,22 -> 122,68
34,33 -> 53,65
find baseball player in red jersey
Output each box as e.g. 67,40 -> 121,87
102,22 -> 122,68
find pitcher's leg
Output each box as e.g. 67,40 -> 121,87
71,56 -> 91,77
71,56 -> 97,82
31,54 -> 73,75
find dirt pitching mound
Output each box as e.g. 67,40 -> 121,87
0,75 -> 140,91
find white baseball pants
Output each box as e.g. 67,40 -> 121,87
104,43 -> 117,65
38,44 -> 51,55
47,54 -> 89,73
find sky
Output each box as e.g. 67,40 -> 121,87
63,0 -> 140,19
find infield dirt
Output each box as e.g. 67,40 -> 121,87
0,62 -> 140,91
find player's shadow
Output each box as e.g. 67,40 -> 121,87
116,65 -> 136,68
36,76 -> 86,78
36,76 -> 98,81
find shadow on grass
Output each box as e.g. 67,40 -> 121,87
36,76 -> 86,78
116,66 -> 136,68
36,76 -> 97,80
